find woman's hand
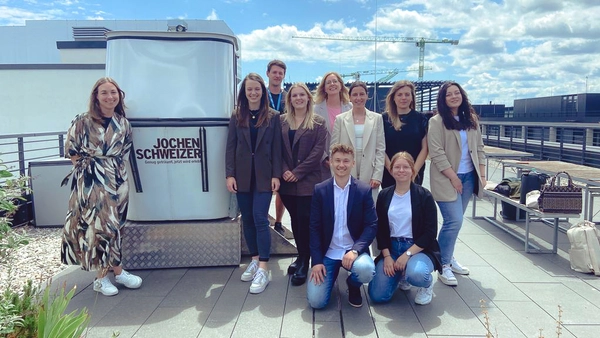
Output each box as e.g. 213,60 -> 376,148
370,179 -> 381,189
394,254 -> 409,273
271,177 -> 280,192
450,177 -> 463,194
282,170 -> 298,182
383,256 -> 396,277
480,176 -> 487,188
226,177 -> 237,193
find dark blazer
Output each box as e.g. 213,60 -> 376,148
279,114 -> 328,196
225,108 -> 282,193
309,176 -> 378,266
375,183 -> 442,272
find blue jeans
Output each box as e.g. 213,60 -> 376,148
436,170 -> 476,266
368,238 -> 434,303
307,253 -> 375,309
236,191 -> 273,262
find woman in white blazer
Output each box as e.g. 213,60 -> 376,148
331,81 -> 385,201
428,81 -> 486,287
313,71 -> 352,181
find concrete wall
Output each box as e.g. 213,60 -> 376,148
0,67 -> 104,135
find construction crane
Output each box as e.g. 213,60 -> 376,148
293,34 -> 459,82
340,67 -> 430,82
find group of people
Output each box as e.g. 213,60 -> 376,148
60,59 -> 486,310
225,59 -> 487,308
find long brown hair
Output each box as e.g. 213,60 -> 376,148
235,73 -> 271,128
88,77 -> 127,124
385,80 -> 416,131
436,81 -> 478,131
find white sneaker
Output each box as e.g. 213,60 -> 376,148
93,276 -> 119,296
438,266 -> 458,286
398,278 -> 411,291
249,268 -> 269,294
115,270 -> 142,289
450,258 -> 470,275
414,284 -> 433,305
241,259 -> 259,282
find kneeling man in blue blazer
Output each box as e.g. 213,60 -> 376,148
307,143 -> 377,309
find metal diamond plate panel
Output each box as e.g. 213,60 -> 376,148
121,218 -> 240,269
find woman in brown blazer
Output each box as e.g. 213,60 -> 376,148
279,82 -> 328,286
226,73 -> 282,294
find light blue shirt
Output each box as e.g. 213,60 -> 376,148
326,178 -> 354,260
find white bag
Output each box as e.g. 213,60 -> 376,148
525,190 -> 540,209
566,221 -> 600,275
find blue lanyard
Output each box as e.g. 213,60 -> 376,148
268,91 -> 282,111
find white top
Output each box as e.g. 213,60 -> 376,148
455,116 -> 474,174
389,190 -> 413,238
354,124 -> 365,151
326,179 -> 354,260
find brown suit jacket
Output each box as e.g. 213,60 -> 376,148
279,114 -> 328,196
225,108 -> 282,193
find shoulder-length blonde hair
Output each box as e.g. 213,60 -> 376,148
390,151 -> 417,182
88,77 -> 127,124
385,80 -> 416,131
235,73 -> 271,128
284,82 -> 321,130
314,72 -> 350,105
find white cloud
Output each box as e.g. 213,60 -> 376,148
206,9 -> 218,20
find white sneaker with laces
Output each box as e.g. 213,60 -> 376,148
450,258 -> 470,275
414,283 -> 433,305
115,270 -> 143,289
398,278 -> 411,291
438,266 -> 458,286
249,268 -> 269,294
241,259 -> 259,282
93,276 -> 119,296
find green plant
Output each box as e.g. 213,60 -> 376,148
0,156 -> 90,337
37,284 -> 90,338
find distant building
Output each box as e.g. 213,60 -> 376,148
477,94 -> 600,123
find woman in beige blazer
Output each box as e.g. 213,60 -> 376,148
313,71 -> 352,181
331,81 -> 385,201
428,81 -> 486,287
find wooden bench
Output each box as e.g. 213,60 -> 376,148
472,189 -> 580,253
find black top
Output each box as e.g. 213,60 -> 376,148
102,116 -> 112,129
382,110 -> 429,187
268,90 -> 287,114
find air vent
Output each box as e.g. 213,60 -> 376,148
72,26 -> 111,41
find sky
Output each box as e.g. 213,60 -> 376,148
1,0 -> 599,106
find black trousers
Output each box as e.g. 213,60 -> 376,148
279,194 -> 312,257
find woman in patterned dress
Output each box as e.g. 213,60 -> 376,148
62,77 -> 142,296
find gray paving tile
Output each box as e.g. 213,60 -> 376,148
129,268 -> 186,297
159,267 -> 231,308
412,283 -> 485,336
88,295 -> 163,338
475,306 -> 526,338
314,321 -> 343,338
370,320 -> 427,338
563,324 -> 600,338
281,296 -> 314,338
493,300 -> 577,338
366,287 -> 419,323
232,304 -> 284,338
466,266 -> 530,302
479,252 -> 557,283
198,320 -> 237,338
515,283 -> 600,325
132,306 -> 204,338
65,286 -> 128,327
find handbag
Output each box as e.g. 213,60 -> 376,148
525,190 -> 540,209
567,221 -> 600,275
538,171 -> 582,214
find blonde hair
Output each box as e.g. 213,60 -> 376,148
390,151 -> 417,182
284,82 -> 321,130
314,72 -> 350,105
385,80 -> 416,131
